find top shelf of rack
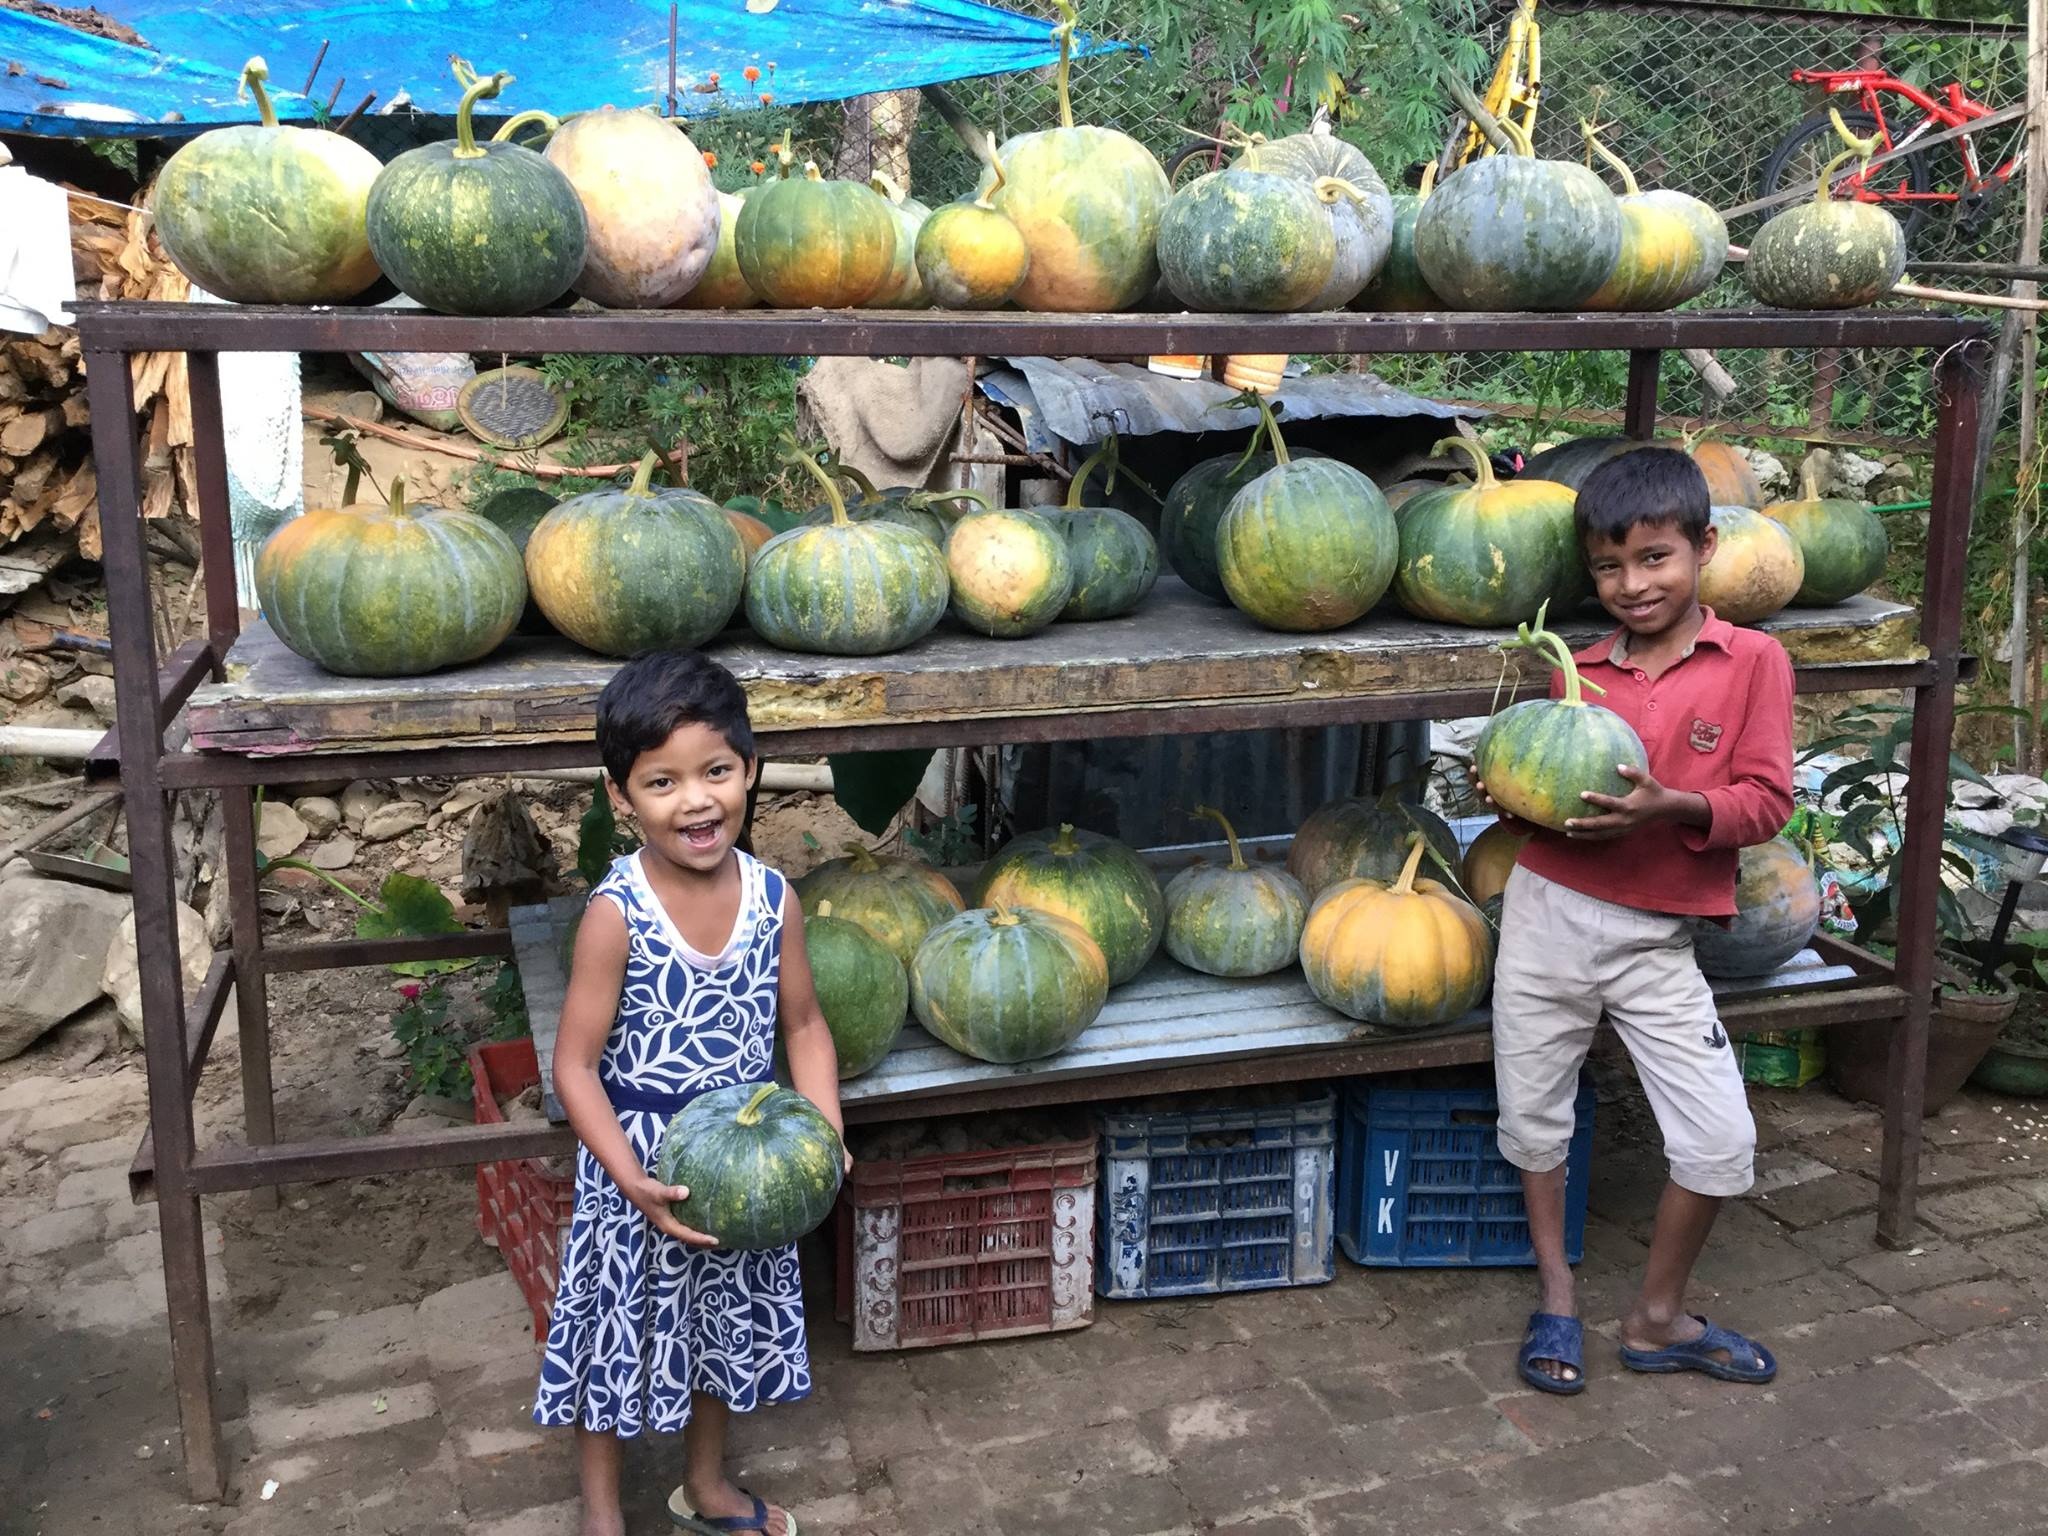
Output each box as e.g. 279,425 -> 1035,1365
71,303 -> 1988,358
183,580 -> 1924,760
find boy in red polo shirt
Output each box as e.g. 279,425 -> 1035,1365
1482,448 -> 1794,1396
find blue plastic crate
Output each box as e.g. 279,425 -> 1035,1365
1096,1091 -> 1336,1299
1337,1076 -> 1594,1267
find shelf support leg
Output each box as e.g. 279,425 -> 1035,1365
89,348 -> 226,1498
1879,338 -> 1988,1247
190,355 -> 278,1207
1624,349 -> 1661,440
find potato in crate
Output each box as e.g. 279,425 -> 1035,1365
1096,1088 -> 1336,1299
836,1116 -> 1097,1352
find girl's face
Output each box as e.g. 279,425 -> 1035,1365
609,721 -> 756,877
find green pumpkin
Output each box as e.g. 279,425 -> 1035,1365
524,453 -> 746,656
973,822 -> 1165,985
915,186 -> 1032,310
256,476 -> 525,678
910,906 -> 1110,1063
1394,436 -> 1577,627
797,843 -> 965,970
945,507 -> 1074,638
735,151 -> 897,309
806,903 -> 909,1078
1164,806 -> 1307,978
1357,192 -> 1442,312
746,449 -> 949,655
1473,607 -> 1650,833
366,65 -> 587,315
976,4 -> 1168,312
1688,836 -> 1823,978
1159,440 -> 1325,603
1762,460 -> 1889,606
1235,122 -> 1394,308
475,485 -> 560,635
1521,435 -> 1648,492
1156,169 -> 1338,313
864,173 -> 931,308
802,478 -> 949,545
1286,789 -> 1462,899
1039,438 -> 1157,621
676,188 -> 762,309
1413,122 -> 1622,311
1748,132 -> 1906,310
154,58 -> 382,305
1216,398 -> 1396,632
1581,126 -> 1727,312
654,1082 -> 843,1250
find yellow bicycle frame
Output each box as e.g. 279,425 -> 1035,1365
1454,0 -> 1542,168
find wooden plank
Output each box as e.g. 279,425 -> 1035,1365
187,584 -> 1924,757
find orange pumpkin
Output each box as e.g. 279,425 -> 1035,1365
1461,820 -> 1529,905
1300,836 -> 1493,1028
725,507 -> 776,557
1700,505 -> 1804,624
1686,431 -> 1767,509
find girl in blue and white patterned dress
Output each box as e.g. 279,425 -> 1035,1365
535,651 -> 844,1536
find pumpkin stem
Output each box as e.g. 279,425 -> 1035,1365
870,171 -> 907,205
1063,440 -> 1116,511
1391,833 -> 1428,895
1496,118 -> 1535,158
492,110 -> 559,146
734,1082 -> 779,1127
450,64 -> 510,159
386,477 -> 408,517
801,160 -> 826,183
1816,109 -> 1880,206
627,451 -> 660,499
1249,393 -> 1291,468
1050,822 -> 1081,856
975,148 -> 1009,210
341,462 -> 362,508
1795,453 -> 1825,502
1051,0 -> 1079,131
844,841 -> 880,870
1579,119 -> 1641,197
239,58 -> 279,130
816,899 -> 834,918
833,462 -> 882,504
1192,804 -> 1246,871
1227,401 -> 1273,475
1313,176 -> 1366,208
1431,435 -> 1497,493
988,903 -> 1021,927
772,129 -> 796,178
1418,159 -> 1439,197
784,437 -> 850,527
910,487 -> 993,517
1504,602 -> 1608,707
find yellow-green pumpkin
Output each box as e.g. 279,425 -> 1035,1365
1393,436 -> 1577,627
1700,505 -> 1804,624
945,507 -> 1074,638
910,906 -> 1109,1063
1301,836 -> 1494,1028
735,143 -> 897,309
525,452 -> 746,656
256,475 -> 525,677
974,823 -> 1165,985
1760,459 -> 1888,606
746,445 -> 948,656
915,156 -> 1031,310
1580,123 -> 1727,312
1460,819 -> 1529,905
154,57 -> 382,305
1216,396 -> 1397,632
805,901 -> 909,1078
674,188 -> 761,309
864,173 -> 931,308
1747,119 -> 1905,310
797,842 -> 965,970
1688,836 -> 1823,978
1164,806 -> 1307,978
1156,168 -> 1338,313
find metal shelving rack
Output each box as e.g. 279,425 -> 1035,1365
74,302 -> 1988,1497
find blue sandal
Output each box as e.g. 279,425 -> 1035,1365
668,1487 -> 799,1535
1517,1311 -> 1586,1395
1619,1315 -> 1776,1383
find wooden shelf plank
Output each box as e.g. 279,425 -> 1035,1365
186,582 -> 1923,758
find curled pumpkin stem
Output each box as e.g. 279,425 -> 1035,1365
626,451 -> 660,498
870,171 -> 907,205
832,461 -> 882,504
1390,833 -> 1427,895
1062,436 -> 1121,509
782,434 -> 849,526
1813,110 -> 1880,205
1245,392 -> 1291,467
1498,601 -> 1608,706
1418,158 -> 1440,197
238,58 -> 280,129
1579,119 -> 1641,196
911,487 -> 992,516
1495,118 -> 1535,158
734,1083 -> 778,1127
450,64 -> 511,159
492,110 -> 558,146
1192,804 -> 1247,871
1313,175 -> 1366,207
1431,435 -> 1497,491
977,148 -> 1008,209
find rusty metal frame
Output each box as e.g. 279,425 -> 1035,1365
74,303 -> 1987,1499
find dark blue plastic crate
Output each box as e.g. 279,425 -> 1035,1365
1096,1092 -> 1336,1299
1337,1076 -> 1594,1267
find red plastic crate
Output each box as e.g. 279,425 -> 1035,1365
470,1039 -> 575,1340
834,1135 -> 1097,1351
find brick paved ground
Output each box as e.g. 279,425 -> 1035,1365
8,1062 -> 2048,1536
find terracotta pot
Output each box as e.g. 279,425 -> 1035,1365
1827,975 -> 2019,1115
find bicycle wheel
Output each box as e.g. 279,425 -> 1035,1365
1165,140 -> 1230,189
1759,108 -> 1931,244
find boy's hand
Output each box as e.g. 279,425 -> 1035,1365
1566,765 -> 1694,839
626,1173 -> 719,1248
1471,779 -> 1531,836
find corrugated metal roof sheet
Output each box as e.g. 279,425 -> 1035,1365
978,356 -> 1485,451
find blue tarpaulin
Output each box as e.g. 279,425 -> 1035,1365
0,0 -> 1120,137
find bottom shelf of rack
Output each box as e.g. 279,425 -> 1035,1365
509,898 -> 1889,1126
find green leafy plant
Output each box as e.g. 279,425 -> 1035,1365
483,961 -> 531,1040
903,804 -> 982,867
391,979 -> 471,1099
576,782 -> 639,887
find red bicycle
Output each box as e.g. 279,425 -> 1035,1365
1759,66 -> 2028,243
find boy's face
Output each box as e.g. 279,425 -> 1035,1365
608,721 -> 757,876
1584,519 -> 1717,638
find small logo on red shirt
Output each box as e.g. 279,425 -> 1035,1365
1689,718 -> 1725,753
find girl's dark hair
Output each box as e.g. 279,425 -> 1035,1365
596,651 -> 755,784
1574,447 -> 1712,550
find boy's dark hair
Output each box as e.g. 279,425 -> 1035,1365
1574,447 -> 1712,550
596,651 -> 755,784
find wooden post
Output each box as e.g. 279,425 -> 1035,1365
1624,350 -> 1661,439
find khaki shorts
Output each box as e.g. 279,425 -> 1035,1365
1492,865 -> 1756,1198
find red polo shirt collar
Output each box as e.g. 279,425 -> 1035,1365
1587,608 -> 1738,669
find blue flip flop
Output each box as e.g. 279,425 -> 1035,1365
1517,1311 -> 1586,1395
667,1487 -> 799,1535
1619,1315 -> 1776,1383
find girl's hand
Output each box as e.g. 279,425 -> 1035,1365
625,1173 -> 719,1248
